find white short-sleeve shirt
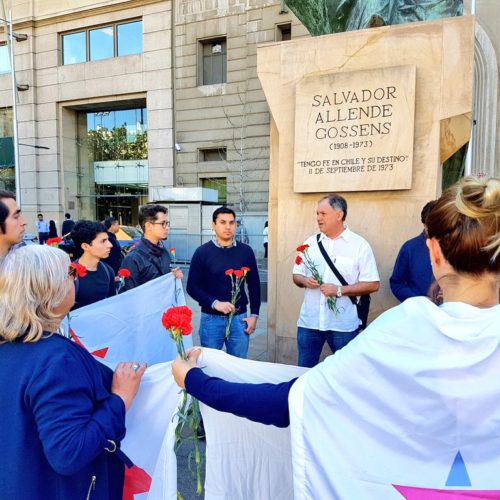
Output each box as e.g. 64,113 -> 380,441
292,228 -> 380,332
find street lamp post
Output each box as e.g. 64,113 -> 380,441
1,3 -> 27,207
7,10 -> 22,205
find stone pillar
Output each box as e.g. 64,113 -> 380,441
257,16 -> 475,364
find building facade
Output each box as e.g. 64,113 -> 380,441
0,0 -> 308,237
0,1 -> 498,236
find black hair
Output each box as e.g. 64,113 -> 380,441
104,217 -> 118,230
138,204 -> 167,231
212,206 -> 236,223
0,190 -> 15,234
65,213 -> 71,219
320,194 -> 348,221
421,200 -> 437,225
37,213 -> 43,218
71,220 -> 107,250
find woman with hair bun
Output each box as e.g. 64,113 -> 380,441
0,245 -> 146,499
173,177 -> 500,499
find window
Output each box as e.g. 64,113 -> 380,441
62,32 -> 86,65
89,26 -> 114,61
0,44 -> 10,74
201,177 -> 227,204
61,20 -> 142,65
0,108 -> 15,192
199,38 -> 226,85
199,147 -> 227,162
117,21 -> 143,56
276,23 -> 292,41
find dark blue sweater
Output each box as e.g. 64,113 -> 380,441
185,368 -> 295,428
0,333 -> 126,499
186,241 -> 261,316
390,232 -> 434,302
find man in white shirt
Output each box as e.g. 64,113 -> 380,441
292,194 -> 380,367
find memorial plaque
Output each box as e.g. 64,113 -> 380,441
294,65 -> 416,192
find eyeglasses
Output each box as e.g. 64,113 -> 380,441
152,221 -> 170,228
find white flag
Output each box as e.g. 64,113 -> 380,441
64,273 -> 191,366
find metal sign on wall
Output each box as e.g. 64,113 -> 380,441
294,65 -> 416,192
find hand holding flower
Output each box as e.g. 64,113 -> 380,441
214,301 -> 236,314
172,348 -> 202,389
319,284 -> 339,297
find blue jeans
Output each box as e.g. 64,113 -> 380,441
199,312 -> 250,359
297,326 -> 359,368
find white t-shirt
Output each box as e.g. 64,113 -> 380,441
292,228 -> 379,332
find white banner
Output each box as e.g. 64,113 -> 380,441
63,273 -> 191,367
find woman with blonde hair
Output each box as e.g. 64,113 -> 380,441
0,245 -> 146,499
173,176 -> 500,498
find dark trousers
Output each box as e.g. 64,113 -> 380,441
38,232 -> 49,245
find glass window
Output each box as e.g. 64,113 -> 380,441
117,21 -> 143,56
202,177 -> 227,204
201,38 -> 227,85
0,108 -> 15,191
199,148 -> 226,162
89,26 -> 114,61
62,32 -> 86,65
0,45 -> 11,74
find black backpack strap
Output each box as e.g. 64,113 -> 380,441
316,234 -> 357,306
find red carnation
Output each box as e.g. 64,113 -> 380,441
234,270 -> 244,279
225,269 -> 234,276
241,266 -> 250,274
118,268 -> 131,278
295,255 -> 303,265
70,262 -> 87,278
161,305 -> 193,336
46,237 -> 63,246
296,244 -> 310,253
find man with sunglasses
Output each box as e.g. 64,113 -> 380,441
0,190 -> 27,265
120,204 -> 182,292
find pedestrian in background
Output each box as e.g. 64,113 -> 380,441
36,213 -> 49,245
263,221 -> 268,258
102,217 -> 123,274
61,212 -> 75,237
49,220 -> 58,238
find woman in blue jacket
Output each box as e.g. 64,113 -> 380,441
0,245 -> 146,499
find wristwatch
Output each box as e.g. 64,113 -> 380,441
336,286 -> 343,298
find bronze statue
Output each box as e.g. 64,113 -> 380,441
285,0 -> 463,36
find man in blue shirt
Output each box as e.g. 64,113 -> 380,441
36,213 -> 49,245
187,206 -> 261,359
390,201 -> 436,302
